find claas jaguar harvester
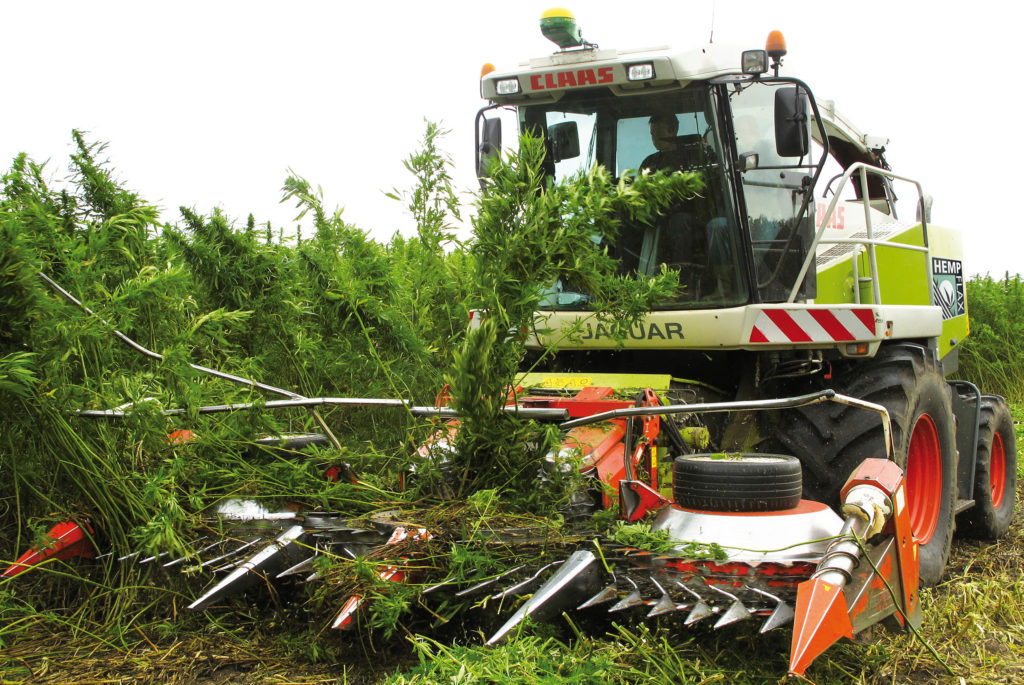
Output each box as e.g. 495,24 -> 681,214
6,8 -> 1017,678
473,8 -> 1016,673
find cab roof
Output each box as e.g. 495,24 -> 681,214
481,43 -> 741,104
480,41 -> 889,166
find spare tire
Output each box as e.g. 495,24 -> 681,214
673,453 -> 802,512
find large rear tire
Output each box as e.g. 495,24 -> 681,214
957,396 -> 1017,539
774,343 -> 957,586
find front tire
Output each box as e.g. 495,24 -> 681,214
775,344 -> 957,586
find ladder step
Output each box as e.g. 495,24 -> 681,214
954,498 -> 975,515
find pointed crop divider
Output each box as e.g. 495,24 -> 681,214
197,537 -> 263,570
382,526 -> 432,547
305,542 -> 356,581
456,565 -> 525,598
608,576 -> 645,613
2,521 -> 97,578
788,577 -> 855,677
277,537 -> 329,579
745,585 -> 795,633
304,543 -> 355,582
486,550 -> 599,646
138,550 -> 172,565
645,575 -> 677,618
422,576 -> 458,595
163,538 -> 223,569
277,555 -> 315,579
708,585 -> 752,628
578,573 -> 619,610
677,582 -> 713,625
188,525 -> 307,611
490,560 -> 563,601
331,594 -> 364,630
329,528 -> 432,629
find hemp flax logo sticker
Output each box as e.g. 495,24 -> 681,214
932,258 -> 965,320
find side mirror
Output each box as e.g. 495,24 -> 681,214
774,86 -> 809,158
477,116 -> 502,178
548,121 -> 580,163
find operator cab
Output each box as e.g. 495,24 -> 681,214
478,30 -> 826,309
520,84 -> 748,309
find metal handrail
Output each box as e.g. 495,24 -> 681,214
559,388 -> 894,460
786,162 -> 932,305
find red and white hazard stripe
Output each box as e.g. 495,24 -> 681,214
749,308 -> 876,344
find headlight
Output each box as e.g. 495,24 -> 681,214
741,49 -> 768,74
627,62 -> 655,81
496,78 -> 521,95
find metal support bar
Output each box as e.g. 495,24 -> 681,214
38,272 -> 303,400
78,397 -> 569,422
823,238 -> 928,252
859,166 -> 882,305
559,389 -> 893,459
37,272 -> 353,446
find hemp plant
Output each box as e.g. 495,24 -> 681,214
442,133 -> 703,500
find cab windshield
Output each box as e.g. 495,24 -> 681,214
520,84 -> 749,309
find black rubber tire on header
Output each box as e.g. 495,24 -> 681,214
673,453 -> 802,512
773,343 -> 957,586
957,395 -> 1017,539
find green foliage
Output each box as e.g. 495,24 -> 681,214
389,634 -> 623,684
440,134 -> 701,499
0,351 -> 37,399
609,521 -> 727,559
959,273 -> 1024,401
0,127 -> 461,633
0,122 -> 714,660
467,135 -> 699,345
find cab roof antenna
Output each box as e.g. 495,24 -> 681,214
709,1 -> 716,44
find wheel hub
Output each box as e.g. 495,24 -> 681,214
905,413 -> 942,544
990,430 -> 1007,508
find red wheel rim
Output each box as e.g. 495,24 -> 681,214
905,413 -> 942,544
990,431 -> 1007,508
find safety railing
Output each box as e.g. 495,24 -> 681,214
787,162 -> 932,306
